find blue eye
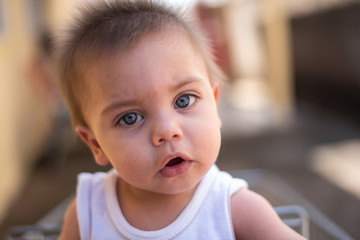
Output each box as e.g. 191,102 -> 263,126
175,94 -> 196,109
118,112 -> 143,126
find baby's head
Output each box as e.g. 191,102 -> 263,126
56,0 -> 224,194
56,0 -> 224,128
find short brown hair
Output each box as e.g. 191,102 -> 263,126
56,0 -> 224,127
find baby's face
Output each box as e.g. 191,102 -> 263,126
78,29 -> 221,195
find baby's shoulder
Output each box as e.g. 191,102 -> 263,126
58,198 -> 80,240
230,189 -> 306,240
230,188 -> 276,226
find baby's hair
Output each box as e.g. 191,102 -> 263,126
56,0 -> 224,127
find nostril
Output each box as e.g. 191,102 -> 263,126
153,136 -> 166,146
152,122 -> 183,145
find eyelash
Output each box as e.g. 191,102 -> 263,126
174,93 -> 197,109
116,111 -> 144,126
115,93 -> 199,127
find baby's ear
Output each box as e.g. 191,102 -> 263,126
75,126 -> 110,166
212,83 -> 222,128
212,83 -> 220,104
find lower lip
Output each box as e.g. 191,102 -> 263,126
159,160 -> 191,178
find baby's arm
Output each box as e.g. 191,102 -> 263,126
58,197 -> 81,240
231,188 -> 307,240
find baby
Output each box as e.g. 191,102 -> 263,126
56,0 -> 305,239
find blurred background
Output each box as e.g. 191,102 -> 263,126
1,0 -> 360,239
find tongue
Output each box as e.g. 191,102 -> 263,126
166,157 -> 183,167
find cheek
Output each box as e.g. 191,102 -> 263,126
102,135 -> 150,169
204,124 -> 221,157
204,107 -> 222,152
188,109 -> 221,157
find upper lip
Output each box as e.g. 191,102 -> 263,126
160,152 -> 191,169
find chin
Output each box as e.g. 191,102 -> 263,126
167,174 -> 205,195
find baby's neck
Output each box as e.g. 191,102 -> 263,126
117,179 -> 198,231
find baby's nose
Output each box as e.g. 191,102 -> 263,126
151,115 -> 183,146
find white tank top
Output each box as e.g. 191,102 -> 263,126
76,165 -> 248,240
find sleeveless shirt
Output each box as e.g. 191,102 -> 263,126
76,165 -> 248,240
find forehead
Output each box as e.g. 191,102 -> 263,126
79,28 -> 209,116
83,28 -> 207,85
110,28 -> 204,65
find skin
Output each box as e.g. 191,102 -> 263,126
59,29 -> 305,239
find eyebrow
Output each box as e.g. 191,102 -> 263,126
101,98 -> 140,117
100,75 -> 208,116
171,75 -> 208,90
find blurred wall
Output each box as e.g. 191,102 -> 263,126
0,0 -> 75,225
211,0 -> 293,120
291,2 -> 360,120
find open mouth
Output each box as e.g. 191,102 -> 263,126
160,155 -> 191,177
165,157 -> 184,167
